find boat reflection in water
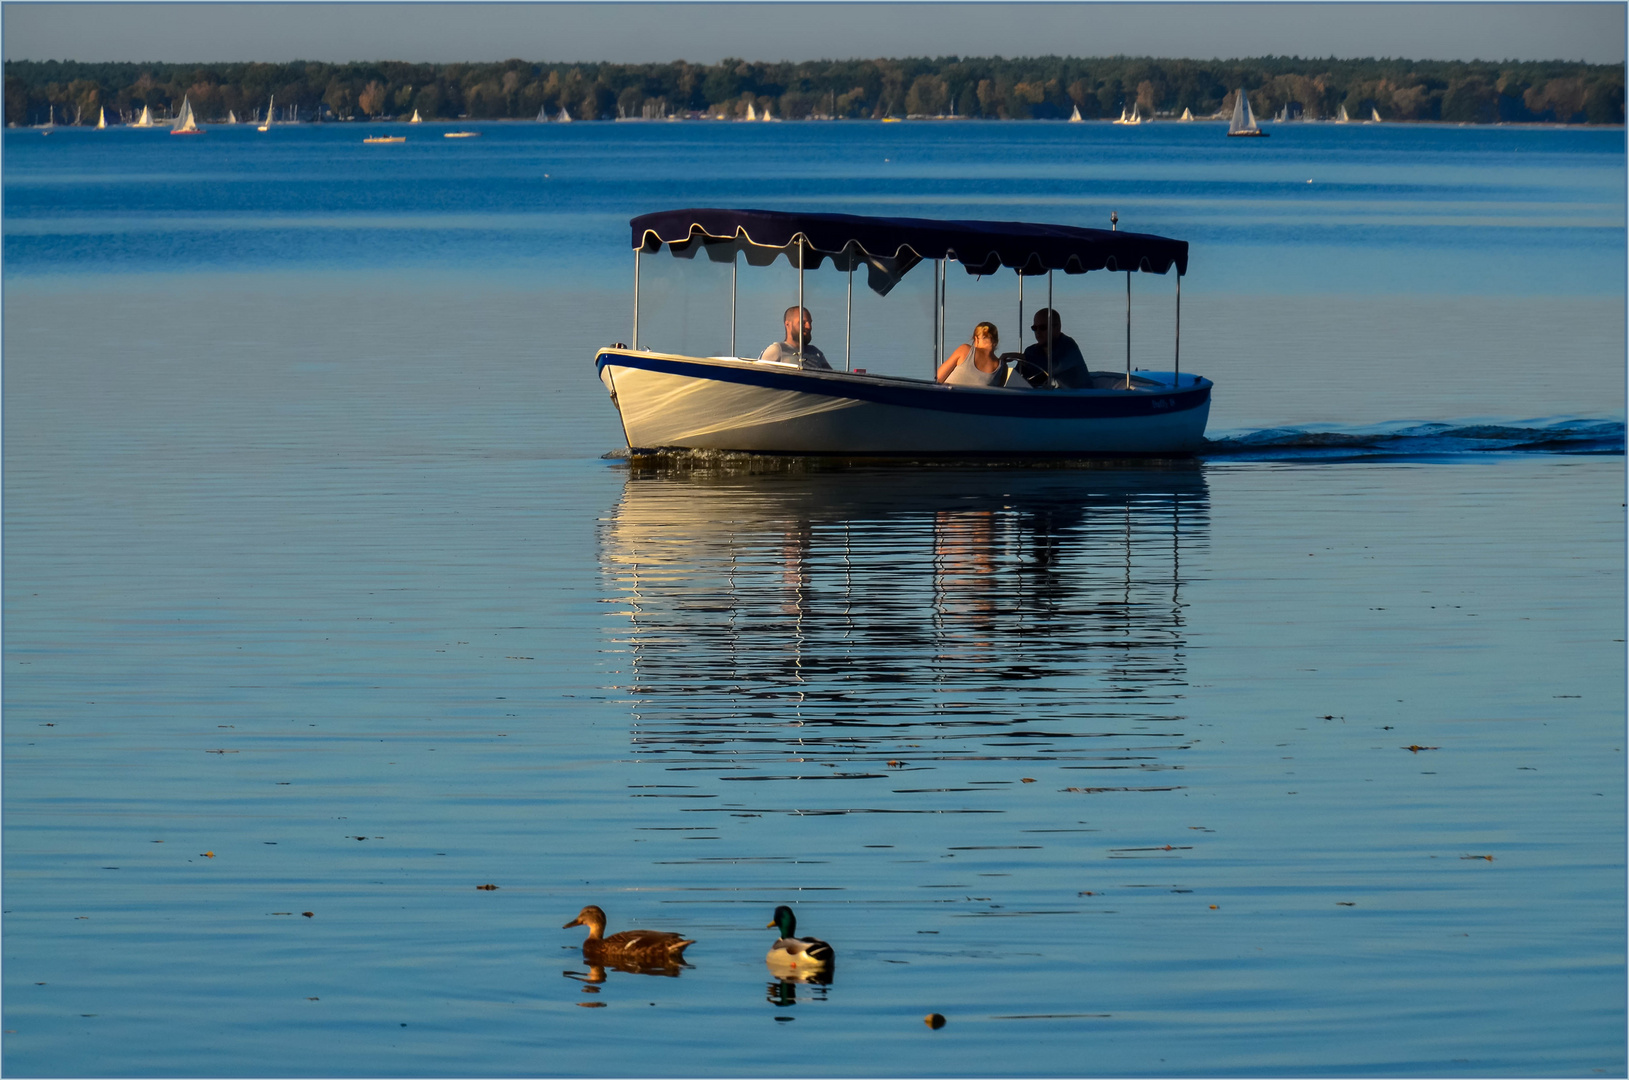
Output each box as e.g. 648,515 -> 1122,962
598,459 -> 1209,797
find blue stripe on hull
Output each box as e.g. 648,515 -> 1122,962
595,351 -> 1210,421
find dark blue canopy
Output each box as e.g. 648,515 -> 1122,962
631,208 -> 1187,296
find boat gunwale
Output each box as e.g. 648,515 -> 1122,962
596,349 -> 1210,421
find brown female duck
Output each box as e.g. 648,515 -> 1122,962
563,905 -> 694,967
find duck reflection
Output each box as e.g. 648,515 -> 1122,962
767,973 -> 832,1009
598,460 -> 1208,775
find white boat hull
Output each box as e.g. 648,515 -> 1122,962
597,351 -> 1211,456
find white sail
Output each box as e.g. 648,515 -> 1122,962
172,95 -> 200,132
227,110 -> 237,124
536,104 -> 548,121
1180,107 -> 1193,121
745,102 -> 757,121
134,104 -> 152,127
558,106 -> 572,122
258,96 -> 273,131
1371,106 -> 1382,122
410,108 -> 422,123
1069,104 -> 1083,122
1337,104 -> 1349,123
96,106 -> 106,129
1228,89 -> 1261,134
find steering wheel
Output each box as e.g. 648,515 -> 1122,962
1000,353 -> 1056,390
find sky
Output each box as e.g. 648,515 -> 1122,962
4,2 -> 1624,66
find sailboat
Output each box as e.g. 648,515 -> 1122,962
745,102 -> 757,121
226,110 -> 237,124
1180,107 -> 1194,121
1227,89 -> 1267,137
1370,106 -> 1382,122
258,96 -> 273,131
536,104 -> 547,122
134,104 -> 154,127
171,94 -> 203,135
96,106 -> 107,129
1113,105 -> 1141,125
410,109 -> 422,123
1069,104 -> 1083,122
558,106 -> 572,122
1337,104 -> 1350,124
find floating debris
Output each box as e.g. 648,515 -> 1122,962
477,883 -> 499,890
1403,745 -> 1439,753
1020,778 -> 1036,783
925,1013 -> 946,1029
1461,855 -> 1494,862
302,911 -> 314,918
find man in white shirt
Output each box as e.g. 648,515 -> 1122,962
759,306 -> 831,370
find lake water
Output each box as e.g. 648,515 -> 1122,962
3,119 -> 1624,1077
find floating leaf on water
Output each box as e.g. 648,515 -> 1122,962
1209,905 -> 1219,910
302,911 -> 314,917
1020,778 -> 1036,783
925,1013 -> 946,1029
578,1001 -> 607,1008
1461,854 -> 1494,861
1403,745 -> 1439,753
477,883 -> 499,890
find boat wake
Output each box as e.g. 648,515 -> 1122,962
1203,418 -> 1624,461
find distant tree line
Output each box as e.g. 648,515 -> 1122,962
6,55 -> 1623,126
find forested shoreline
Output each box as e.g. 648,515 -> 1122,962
6,54 -> 1623,126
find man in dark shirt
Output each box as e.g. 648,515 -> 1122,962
1020,308 -> 1089,389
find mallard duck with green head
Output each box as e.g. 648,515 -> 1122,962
563,905 -> 694,968
765,904 -> 834,974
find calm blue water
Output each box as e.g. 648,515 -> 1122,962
3,119 -> 1624,1077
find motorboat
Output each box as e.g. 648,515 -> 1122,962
594,209 -> 1211,456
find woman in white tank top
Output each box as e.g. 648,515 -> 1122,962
935,321 -> 1003,387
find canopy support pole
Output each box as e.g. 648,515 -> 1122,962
730,252 -> 738,358
632,247 -> 640,350
845,256 -> 853,372
1017,271 -> 1025,366
934,259 -> 944,372
1174,273 -> 1181,387
797,235 -> 805,363
1046,270 -> 1054,380
1124,271 -> 1132,389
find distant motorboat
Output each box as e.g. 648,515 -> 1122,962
134,104 -> 154,128
444,130 -> 480,138
1337,104 -> 1350,123
1180,107 -> 1194,121
364,135 -> 406,143
1069,104 -> 1083,122
258,96 -> 273,131
171,95 -> 204,135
